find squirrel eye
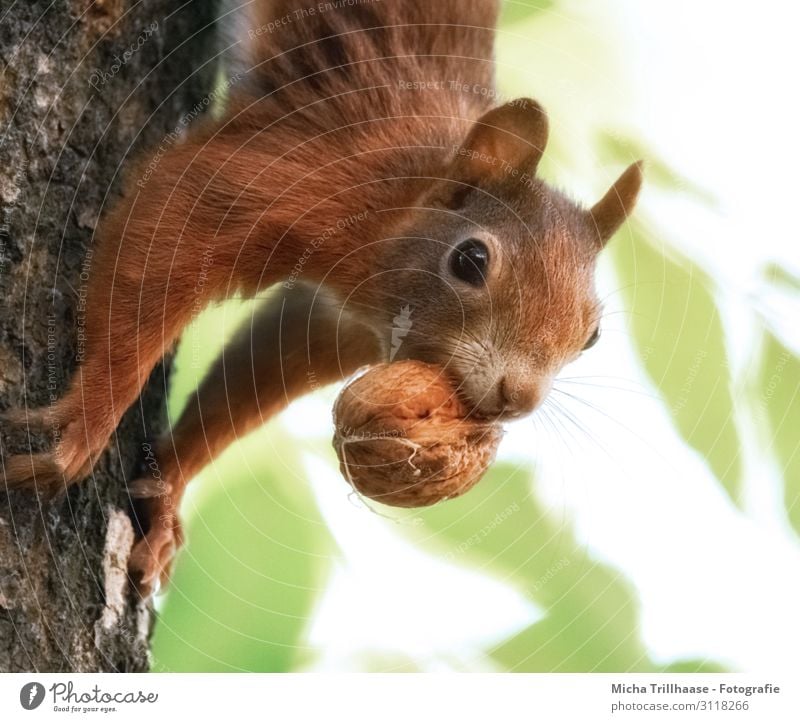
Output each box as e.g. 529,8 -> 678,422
449,239 -> 490,286
583,326 -> 601,350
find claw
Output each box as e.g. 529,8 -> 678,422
128,514 -> 184,598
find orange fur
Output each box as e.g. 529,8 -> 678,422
2,0 -> 642,593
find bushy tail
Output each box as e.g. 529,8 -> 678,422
220,0 -> 499,117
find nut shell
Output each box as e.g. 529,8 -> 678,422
332,361 -> 503,507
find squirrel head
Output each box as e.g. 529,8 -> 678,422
354,99 -> 643,420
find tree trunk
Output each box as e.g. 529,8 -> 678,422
0,0 -> 217,672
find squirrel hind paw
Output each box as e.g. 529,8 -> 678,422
1,452 -> 69,496
1,436 -> 96,495
1,406 -> 55,429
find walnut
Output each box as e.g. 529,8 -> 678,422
332,361 -> 503,507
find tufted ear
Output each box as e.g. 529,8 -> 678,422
589,161 -> 644,246
450,98 -> 549,185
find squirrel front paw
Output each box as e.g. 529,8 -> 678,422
128,469 -> 184,597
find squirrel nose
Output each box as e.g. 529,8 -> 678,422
498,375 -> 551,418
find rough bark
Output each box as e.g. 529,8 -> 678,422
0,0 -> 217,672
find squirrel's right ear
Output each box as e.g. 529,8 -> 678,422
588,161 -> 644,246
450,98 -> 549,186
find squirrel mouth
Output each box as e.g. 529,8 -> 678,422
467,406 -> 526,423
455,388 -> 523,423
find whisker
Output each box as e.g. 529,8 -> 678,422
554,378 -> 658,402
598,280 -> 672,306
549,387 -> 670,464
542,398 -> 593,456
543,397 -> 628,479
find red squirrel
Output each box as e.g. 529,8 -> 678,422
2,0 -> 642,593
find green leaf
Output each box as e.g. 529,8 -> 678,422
150,444 -> 335,672
764,262 -> 800,292
500,0 -> 555,27
409,463 -> 727,671
752,332 -> 800,534
662,659 -> 729,673
167,300 -> 254,421
408,463 -> 654,671
610,223 -> 743,503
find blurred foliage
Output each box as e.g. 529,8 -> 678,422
500,0 -> 555,26
764,263 -> 800,293
408,463 -> 723,672
151,436 -> 335,672
166,299 -> 255,421
609,222 -> 743,504
751,332 -> 800,535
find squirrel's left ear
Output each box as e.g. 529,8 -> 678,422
451,98 -> 549,184
589,161 -> 644,246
